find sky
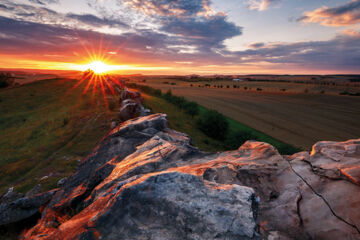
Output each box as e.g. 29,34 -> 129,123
0,0 -> 359,74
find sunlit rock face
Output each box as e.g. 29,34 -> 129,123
20,114 -> 360,240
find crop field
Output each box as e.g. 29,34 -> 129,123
134,77 -> 360,149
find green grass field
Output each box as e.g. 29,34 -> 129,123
0,78 -> 299,195
143,94 -> 300,154
0,78 -> 119,194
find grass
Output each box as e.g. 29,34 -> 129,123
0,78 -> 299,195
143,94 -> 224,152
143,94 -> 300,154
0,78 -> 119,194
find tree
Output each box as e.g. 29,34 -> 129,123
225,130 -> 258,150
197,110 -> 228,140
0,73 -> 13,88
184,101 -> 199,117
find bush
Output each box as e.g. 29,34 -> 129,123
277,144 -> 300,155
108,100 -> 116,111
225,130 -> 258,150
63,118 -> 69,126
197,110 -> 229,140
164,89 -> 173,101
183,101 -> 199,117
0,73 -> 13,88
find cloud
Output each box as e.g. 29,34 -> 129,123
119,0 -> 241,50
0,1 -> 128,32
28,0 -> 59,5
66,13 -> 128,28
161,15 -> 241,49
247,0 -> 280,11
231,30 -> 360,71
299,0 -> 360,26
248,42 -> 265,48
121,0 -> 214,18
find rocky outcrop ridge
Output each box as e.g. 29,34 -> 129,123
11,112 -> 358,240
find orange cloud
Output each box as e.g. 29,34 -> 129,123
300,0 -> 360,27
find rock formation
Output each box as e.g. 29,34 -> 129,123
6,113 -> 355,240
1,89 -> 359,239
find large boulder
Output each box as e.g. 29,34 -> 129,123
120,89 -> 143,104
119,99 -> 142,121
19,114 -> 360,239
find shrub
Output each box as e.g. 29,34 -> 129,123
197,110 -> 228,140
225,130 -> 258,150
164,89 -> 173,101
108,100 -> 116,111
277,144 -> 300,155
63,118 -> 69,126
183,101 -> 199,117
257,88 -> 262,91
0,73 -> 13,88
153,89 -> 162,97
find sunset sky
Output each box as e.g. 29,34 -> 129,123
0,0 -> 359,74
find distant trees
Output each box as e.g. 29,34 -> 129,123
197,109 -> 228,140
225,130 -> 258,150
184,101 -> 199,118
0,73 -> 14,88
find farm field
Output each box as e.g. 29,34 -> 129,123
134,78 -> 360,149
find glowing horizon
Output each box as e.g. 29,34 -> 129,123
0,0 -> 359,74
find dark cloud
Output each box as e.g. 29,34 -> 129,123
28,0 -> 59,5
231,32 -> 360,71
161,15 -> 242,49
120,0 -> 241,50
122,0 -> 212,18
248,42 -> 265,49
66,13 -> 128,28
0,4 -> 9,9
299,0 -> 360,26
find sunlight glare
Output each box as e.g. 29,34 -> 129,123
84,60 -> 110,74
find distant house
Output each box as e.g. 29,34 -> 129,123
232,78 -> 244,82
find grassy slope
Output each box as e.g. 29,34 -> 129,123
143,94 -> 300,153
0,78 -> 118,194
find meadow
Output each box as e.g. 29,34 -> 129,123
0,78 -> 119,194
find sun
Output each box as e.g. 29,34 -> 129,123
85,60 -> 110,74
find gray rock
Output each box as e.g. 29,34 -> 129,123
0,189 -> 56,226
57,178 -> 67,187
120,89 -> 143,104
0,187 -> 24,205
118,99 -> 142,122
96,172 -> 257,240
25,184 -> 41,197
